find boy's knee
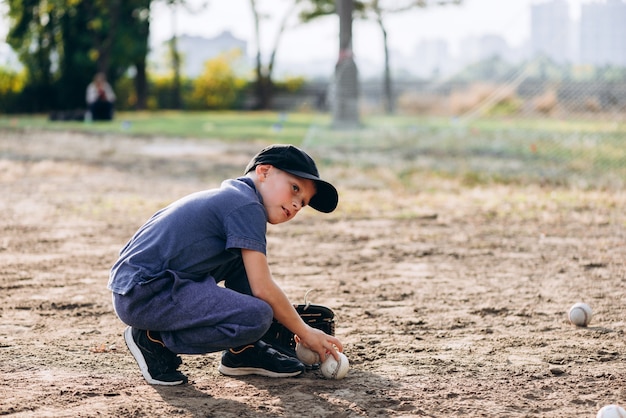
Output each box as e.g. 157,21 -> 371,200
246,300 -> 274,341
257,300 -> 274,329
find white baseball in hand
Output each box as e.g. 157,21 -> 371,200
568,302 -> 592,327
295,343 -> 321,365
320,352 -> 349,379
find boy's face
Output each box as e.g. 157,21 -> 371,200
256,165 -> 317,224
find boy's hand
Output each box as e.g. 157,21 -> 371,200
298,326 -> 343,362
262,302 -> 338,360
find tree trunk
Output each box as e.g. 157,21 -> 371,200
262,2 -> 297,110
133,1 -> 151,110
134,58 -> 148,110
332,0 -> 360,128
170,4 -> 182,109
376,11 -> 394,114
92,0 -> 122,73
170,35 -> 182,109
249,0 -> 271,109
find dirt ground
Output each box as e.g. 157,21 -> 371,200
1,128 -> 625,417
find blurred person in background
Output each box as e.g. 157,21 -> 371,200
86,72 -> 116,121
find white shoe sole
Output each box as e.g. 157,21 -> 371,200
218,363 -> 303,378
123,327 -> 185,386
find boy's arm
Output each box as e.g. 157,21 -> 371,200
242,248 -> 343,360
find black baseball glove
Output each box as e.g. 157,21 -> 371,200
263,293 -> 336,358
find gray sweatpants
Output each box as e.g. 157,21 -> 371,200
112,260 -> 273,354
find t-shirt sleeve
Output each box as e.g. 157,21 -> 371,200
223,203 -> 267,254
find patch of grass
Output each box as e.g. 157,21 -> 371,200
2,111 -> 624,189
0,111 -> 331,145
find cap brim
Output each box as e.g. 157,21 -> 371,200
282,169 -> 338,213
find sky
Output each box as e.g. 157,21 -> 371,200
148,0 -> 586,65
1,0 -> 588,69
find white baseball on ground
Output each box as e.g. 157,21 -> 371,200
597,404 -> 626,418
320,352 -> 349,379
295,342 -> 321,365
568,302 -> 593,327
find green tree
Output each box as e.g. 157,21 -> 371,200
0,67 -> 26,112
61,1 -> 112,109
114,0 -> 152,109
5,0 -> 154,112
5,0 -> 60,111
190,51 -> 246,110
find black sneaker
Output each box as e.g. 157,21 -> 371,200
123,327 -> 188,385
218,340 -> 305,378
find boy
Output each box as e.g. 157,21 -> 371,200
108,144 -> 343,385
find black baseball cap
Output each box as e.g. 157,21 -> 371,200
245,144 -> 338,213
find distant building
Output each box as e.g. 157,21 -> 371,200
413,39 -> 451,78
458,35 -> 510,65
530,0 -> 574,64
579,0 -> 626,67
478,35 -> 510,61
150,31 -> 248,77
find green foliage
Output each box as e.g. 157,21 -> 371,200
591,65 -> 626,82
148,74 -> 173,110
4,0 -> 152,112
0,67 -> 27,112
189,52 -> 247,110
299,0 -> 366,21
146,73 -> 194,110
0,68 -> 25,93
112,76 -> 136,111
485,95 -> 523,117
5,0 -> 60,110
274,76 -> 306,93
3,0 -> 335,113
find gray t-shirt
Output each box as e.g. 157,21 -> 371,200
108,177 -> 267,295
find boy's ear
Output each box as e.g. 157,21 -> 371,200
255,164 -> 272,179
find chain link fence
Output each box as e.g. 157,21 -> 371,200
300,80 -> 625,190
